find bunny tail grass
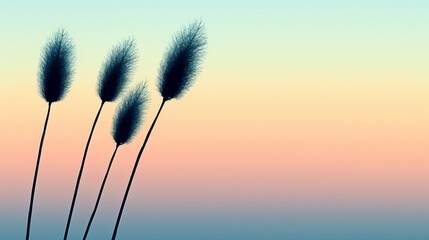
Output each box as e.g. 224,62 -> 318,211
28,29 -> 74,240
158,20 -> 207,100
26,102 -> 52,240
83,85 -> 148,239
63,101 -> 105,240
64,40 -> 137,239
112,83 -> 149,145
112,99 -> 166,240
112,21 -> 207,239
98,39 -> 137,102
39,29 -> 75,103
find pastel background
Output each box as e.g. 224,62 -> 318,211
1,1 -> 428,239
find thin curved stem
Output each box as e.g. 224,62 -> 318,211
26,102 -> 52,240
111,99 -> 166,239
63,101 -> 105,240
83,144 -> 120,239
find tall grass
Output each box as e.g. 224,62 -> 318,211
27,29 -> 75,240
83,84 -> 148,239
63,39 -> 137,239
111,20 -> 207,239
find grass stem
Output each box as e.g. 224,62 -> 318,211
83,144 -> 120,239
111,99 -> 166,239
63,100 -> 105,240
26,102 -> 52,240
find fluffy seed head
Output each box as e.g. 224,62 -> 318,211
98,39 -> 137,102
112,83 -> 148,145
158,20 -> 207,100
38,29 -> 75,103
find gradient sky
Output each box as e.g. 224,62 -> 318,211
0,1 -> 428,239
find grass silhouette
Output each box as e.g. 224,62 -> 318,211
111,20 -> 207,239
27,29 -> 75,240
63,39 -> 137,240
83,84 -> 148,239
